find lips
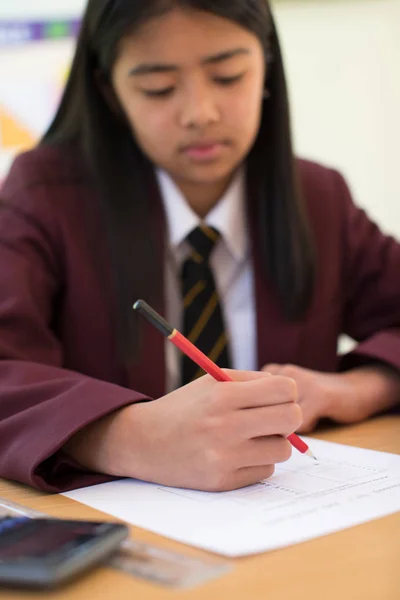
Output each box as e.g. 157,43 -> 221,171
182,139 -> 226,151
181,140 -> 229,161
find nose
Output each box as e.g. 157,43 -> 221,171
179,80 -> 220,130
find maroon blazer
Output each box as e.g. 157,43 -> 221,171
1,145 -> 400,492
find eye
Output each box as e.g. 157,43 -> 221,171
214,73 -> 245,86
142,87 -> 175,98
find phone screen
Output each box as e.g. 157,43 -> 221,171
0,517 -> 116,559
0,517 -> 129,588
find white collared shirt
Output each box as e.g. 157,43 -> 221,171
157,168 -> 256,392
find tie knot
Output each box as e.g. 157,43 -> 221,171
186,225 -> 220,263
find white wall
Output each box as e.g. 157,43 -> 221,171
1,0 -> 399,238
0,0 -> 86,19
273,0 -> 400,238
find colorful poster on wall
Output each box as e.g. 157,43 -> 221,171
0,19 -> 79,184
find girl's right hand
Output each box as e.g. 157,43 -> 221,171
64,370 -> 302,492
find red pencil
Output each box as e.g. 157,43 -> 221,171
133,299 -> 316,459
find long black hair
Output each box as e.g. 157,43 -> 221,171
42,0 -> 316,360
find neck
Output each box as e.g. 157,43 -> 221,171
173,174 -> 234,218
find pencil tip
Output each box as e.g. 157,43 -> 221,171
305,449 -> 318,460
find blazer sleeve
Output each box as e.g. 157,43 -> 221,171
336,171 -> 400,373
0,156 -> 150,492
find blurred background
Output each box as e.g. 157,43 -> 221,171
0,0 -> 399,238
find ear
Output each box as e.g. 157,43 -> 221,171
94,68 -> 124,119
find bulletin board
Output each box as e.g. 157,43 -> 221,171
0,19 -> 79,183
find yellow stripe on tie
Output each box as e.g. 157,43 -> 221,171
200,224 -> 219,243
188,292 -> 218,344
191,250 -> 203,264
191,366 -> 206,381
184,280 -> 206,309
208,332 -> 228,364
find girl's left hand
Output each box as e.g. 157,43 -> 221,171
261,364 -> 359,433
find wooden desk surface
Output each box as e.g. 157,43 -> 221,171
1,415 -> 399,600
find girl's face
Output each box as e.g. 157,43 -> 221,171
111,7 -> 266,197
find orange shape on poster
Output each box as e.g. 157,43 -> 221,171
0,105 -> 36,150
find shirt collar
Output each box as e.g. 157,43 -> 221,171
156,167 -> 248,262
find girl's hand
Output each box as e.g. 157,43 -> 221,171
64,370 -> 302,492
262,363 -> 400,433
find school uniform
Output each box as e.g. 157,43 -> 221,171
0,144 -> 399,492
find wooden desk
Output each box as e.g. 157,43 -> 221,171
1,415 -> 399,600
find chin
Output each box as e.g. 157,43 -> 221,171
183,161 -> 240,185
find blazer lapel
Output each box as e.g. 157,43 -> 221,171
253,258 -> 302,369
125,172 -> 167,400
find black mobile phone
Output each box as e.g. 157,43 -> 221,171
0,516 -> 129,589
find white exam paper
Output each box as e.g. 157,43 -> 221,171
64,438 -> 400,557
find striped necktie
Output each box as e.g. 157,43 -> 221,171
181,225 -> 231,385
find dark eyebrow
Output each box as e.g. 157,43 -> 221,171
129,64 -> 178,76
129,48 -> 251,76
203,48 -> 250,65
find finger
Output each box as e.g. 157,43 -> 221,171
235,436 -> 292,468
232,402 -> 303,439
297,418 -> 319,434
222,369 -> 272,382
262,363 -> 282,375
214,464 -> 275,492
180,369 -> 270,394
220,375 -> 298,410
